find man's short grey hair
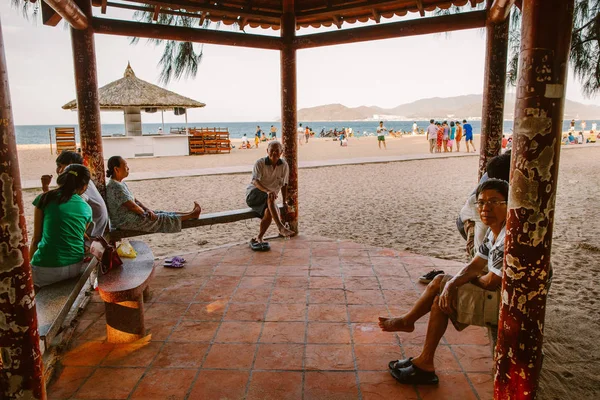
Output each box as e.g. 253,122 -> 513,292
268,141 -> 283,151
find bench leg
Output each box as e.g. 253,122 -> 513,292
143,286 -> 151,302
104,294 -> 146,343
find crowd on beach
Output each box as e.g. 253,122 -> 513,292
564,119 -> 599,144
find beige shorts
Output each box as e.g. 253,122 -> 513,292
440,275 -> 500,331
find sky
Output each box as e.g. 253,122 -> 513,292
1,2 -> 597,125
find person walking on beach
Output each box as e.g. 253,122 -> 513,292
455,121 -> 463,152
255,126 -> 262,148
436,122 -> 444,153
246,141 -> 294,251
442,121 -> 450,152
463,120 -> 475,153
376,121 -> 388,150
305,126 -> 311,144
570,119 -> 576,133
297,123 -> 304,146
448,121 -> 455,152
426,119 -> 437,153
412,122 -> 418,135
270,125 -> 277,140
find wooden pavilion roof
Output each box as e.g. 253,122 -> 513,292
95,0 -> 485,30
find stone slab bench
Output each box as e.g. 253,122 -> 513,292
98,240 -> 154,343
36,258 -> 98,351
108,206 -> 282,241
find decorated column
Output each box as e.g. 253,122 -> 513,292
0,18 -> 46,400
479,2 -> 510,179
71,0 -> 105,194
494,0 -> 575,398
280,0 -> 298,233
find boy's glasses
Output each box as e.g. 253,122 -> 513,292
476,200 -> 507,208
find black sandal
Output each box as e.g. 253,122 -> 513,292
250,239 -> 270,252
390,364 -> 439,385
388,357 -> 413,370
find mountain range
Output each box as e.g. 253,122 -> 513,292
297,94 -> 600,121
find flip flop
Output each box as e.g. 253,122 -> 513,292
390,364 -> 439,385
164,260 -> 184,268
165,256 -> 186,264
250,239 -> 270,252
388,357 -> 413,370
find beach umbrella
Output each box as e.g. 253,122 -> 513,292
62,63 -> 205,135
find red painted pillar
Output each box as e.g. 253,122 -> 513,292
280,0 -> 298,233
71,0 -> 105,194
494,0 -> 574,398
479,3 -> 509,179
0,18 -> 46,400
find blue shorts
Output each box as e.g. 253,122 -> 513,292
465,134 -> 473,141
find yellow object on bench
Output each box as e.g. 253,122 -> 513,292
55,127 -> 76,154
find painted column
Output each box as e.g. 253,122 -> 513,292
494,0 -> 574,398
280,0 -> 298,233
71,0 -> 105,194
0,18 -> 46,400
479,3 -> 509,180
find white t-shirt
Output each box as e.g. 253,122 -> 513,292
247,157 -> 289,195
592,123 -> 597,131
242,135 -> 249,144
427,124 -> 438,140
81,180 -> 109,236
376,125 -> 387,136
412,123 -> 418,132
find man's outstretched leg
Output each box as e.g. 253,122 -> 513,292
409,296 -> 449,372
257,209 -> 272,243
267,193 -> 294,237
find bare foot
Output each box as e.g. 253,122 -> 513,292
191,202 -> 202,219
278,226 -> 295,237
378,316 -> 415,332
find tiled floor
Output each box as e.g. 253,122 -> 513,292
47,235 -> 494,400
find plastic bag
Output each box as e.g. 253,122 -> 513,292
117,241 -> 137,258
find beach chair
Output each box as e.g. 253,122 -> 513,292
55,127 -> 76,154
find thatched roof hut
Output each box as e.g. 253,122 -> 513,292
62,63 -> 206,110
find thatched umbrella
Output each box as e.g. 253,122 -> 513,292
62,63 -> 206,136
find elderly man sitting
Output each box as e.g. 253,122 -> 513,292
379,178 -> 509,385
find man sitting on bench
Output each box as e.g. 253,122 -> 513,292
246,141 -> 294,251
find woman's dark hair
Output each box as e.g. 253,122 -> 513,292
106,156 -> 123,178
476,178 -> 509,201
486,151 -> 512,182
37,164 -> 90,209
450,121 -> 455,127
56,151 -> 83,166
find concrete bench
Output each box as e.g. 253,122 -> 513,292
35,258 -> 98,352
98,240 -> 154,343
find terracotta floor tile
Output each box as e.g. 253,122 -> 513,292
130,368 -> 196,399
284,248 -> 312,258
305,344 -> 355,370
309,276 -> 344,289
155,288 -> 198,303
203,343 -> 256,369
467,372 -> 494,400
277,265 -> 310,276
101,341 -> 163,367
354,344 -> 403,371
398,322 -> 429,345
344,276 -> 380,290
304,371 -> 359,400
340,256 -> 371,266
348,305 -> 389,323
452,345 -> 494,372
246,371 -> 303,400
194,285 -> 236,302
270,288 -> 308,303
76,319 -> 107,341
378,276 -> 415,291
341,266 -> 375,276
312,248 -> 339,257
73,319 -> 96,340
346,290 -> 386,305
214,321 -> 263,343
168,321 -> 220,342
443,325 -> 491,346
311,242 -> 339,251
338,241 -> 365,249
358,371 -> 419,400
231,287 -> 272,303
239,276 -> 275,288
62,341 -> 114,366
213,264 -> 247,276
265,304 -> 307,322
308,304 -> 348,322
397,256 -> 436,267
275,276 -> 309,288
309,266 -> 343,277
245,265 -> 278,275
224,303 -> 267,321
152,342 -> 209,368
311,256 -> 341,267
352,323 -> 399,344
81,302 -> 105,318
254,343 -> 304,370
260,322 -> 306,343
207,275 -> 242,287
280,257 -> 310,267
307,322 -> 351,344
184,301 -> 227,321
339,248 -> 369,257
188,370 -> 250,400
75,367 -> 144,399
382,290 -> 420,306
308,289 -> 346,304
403,345 -> 463,372
144,302 -> 189,319
145,317 -> 180,341
47,366 -> 94,399
417,371 -> 478,400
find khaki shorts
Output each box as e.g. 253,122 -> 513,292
440,275 -> 500,331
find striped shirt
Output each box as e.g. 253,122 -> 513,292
476,226 -> 506,277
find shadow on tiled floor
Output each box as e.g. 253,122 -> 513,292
48,235 -> 493,400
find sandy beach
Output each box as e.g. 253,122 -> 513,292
17,135 -> 600,399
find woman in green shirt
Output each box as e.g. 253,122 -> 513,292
30,164 -> 92,288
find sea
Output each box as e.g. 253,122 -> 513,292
13,120 -> 587,145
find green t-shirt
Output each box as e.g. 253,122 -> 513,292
31,193 -> 92,268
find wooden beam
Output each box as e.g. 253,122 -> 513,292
296,0 -> 409,19
470,0 -> 478,6
239,17 -> 248,30
415,0 -> 425,17
41,0 -> 62,26
43,0 -> 88,29
91,17 -> 283,50
153,5 -> 160,21
100,0 -> 107,14
489,0 -> 516,23
106,1 -> 202,20
372,9 -> 381,23
332,15 -> 343,29
294,10 -> 487,50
